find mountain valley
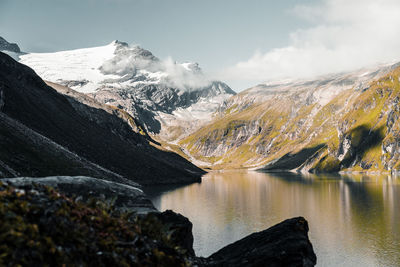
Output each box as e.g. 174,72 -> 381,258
1,24 -> 400,265
9,36 -> 400,174
180,63 -> 400,173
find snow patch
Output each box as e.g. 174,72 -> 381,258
20,42 -> 119,93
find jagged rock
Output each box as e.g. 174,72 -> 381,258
147,210 -> 195,256
204,217 -> 316,267
0,36 -> 20,53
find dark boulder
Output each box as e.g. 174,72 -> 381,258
148,210 -> 195,256
204,217 -> 317,267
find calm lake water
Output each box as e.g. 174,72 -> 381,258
145,170 -> 400,267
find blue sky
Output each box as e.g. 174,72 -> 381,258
2,0 -> 400,91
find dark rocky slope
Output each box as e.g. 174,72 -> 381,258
0,52 -> 205,185
0,180 -> 316,266
0,112 -> 133,185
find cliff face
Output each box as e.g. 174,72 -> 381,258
181,63 -> 400,173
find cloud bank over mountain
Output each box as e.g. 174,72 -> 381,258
222,0 -> 400,88
99,43 -> 213,91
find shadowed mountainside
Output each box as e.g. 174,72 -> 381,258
0,52 -> 205,185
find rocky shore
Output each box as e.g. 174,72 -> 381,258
0,176 -> 317,266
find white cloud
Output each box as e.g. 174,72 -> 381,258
161,57 -> 211,90
99,44 -> 212,91
221,0 -> 400,89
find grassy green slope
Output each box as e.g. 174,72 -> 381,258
180,67 -> 400,173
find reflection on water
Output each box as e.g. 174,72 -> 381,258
146,171 -> 400,267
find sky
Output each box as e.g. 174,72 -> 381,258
2,0 -> 400,92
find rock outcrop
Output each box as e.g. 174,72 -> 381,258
204,217 -> 316,267
1,176 -> 156,214
0,36 -> 20,53
149,210 -> 195,257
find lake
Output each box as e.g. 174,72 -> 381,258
145,170 -> 400,266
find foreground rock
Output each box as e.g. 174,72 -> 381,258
1,176 -> 156,214
0,181 -> 188,266
204,217 -> 316,266
0,180 -> 316,266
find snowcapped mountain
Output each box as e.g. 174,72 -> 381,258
19,41 -> 235,140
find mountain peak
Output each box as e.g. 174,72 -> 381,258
181,62 -> 202,73
108,40 -> 158,63
0,36 -> 21,53
111,40 -> 129,47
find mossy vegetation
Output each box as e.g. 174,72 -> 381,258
313,153 -> 341,173
0,182 -> 191,266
